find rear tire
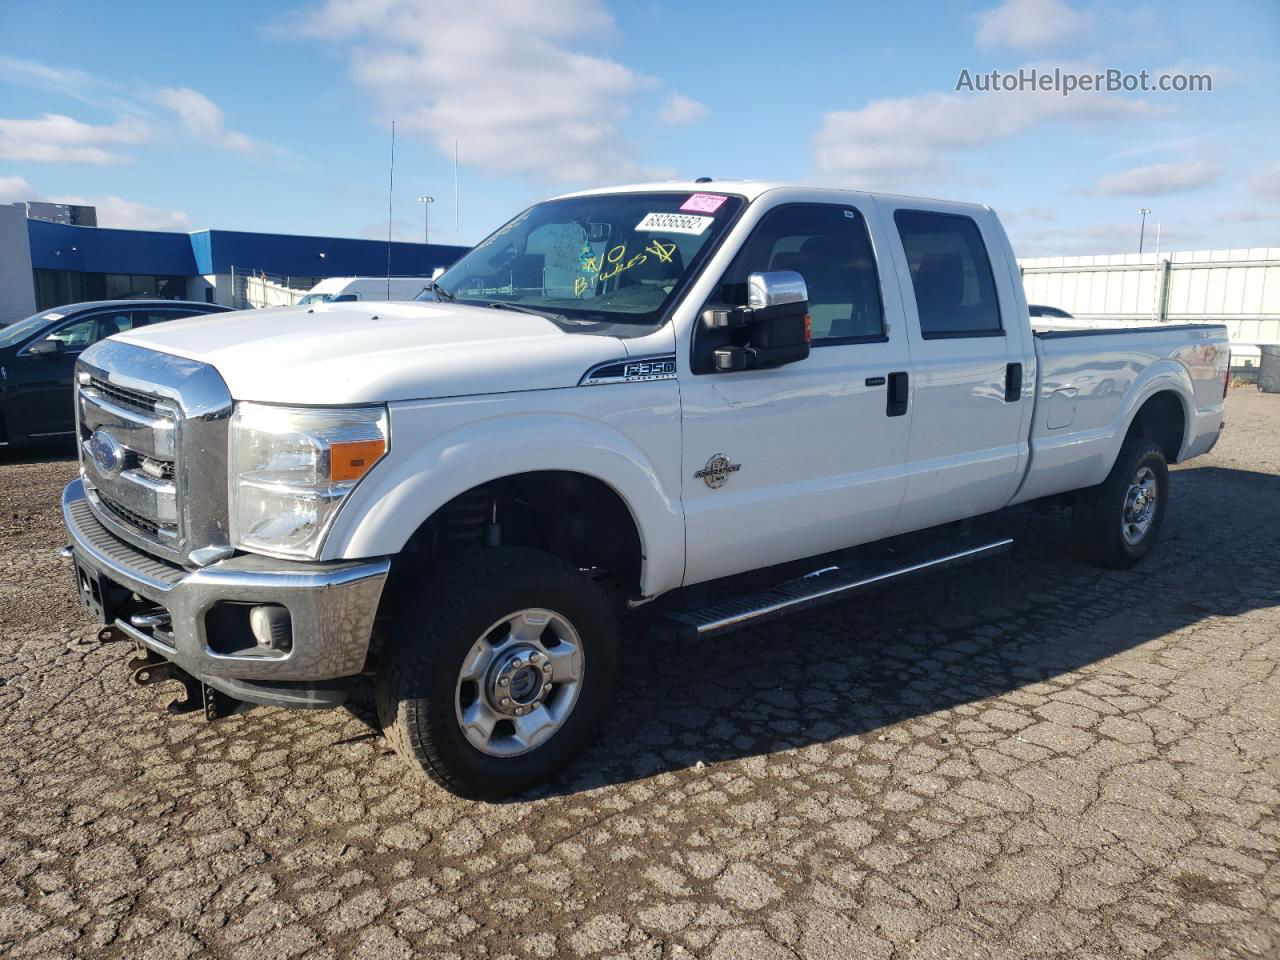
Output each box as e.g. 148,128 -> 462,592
1071,438 -> 1169,568
375,547 -> 618,799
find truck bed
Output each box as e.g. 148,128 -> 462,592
1012,322 -> 1229,505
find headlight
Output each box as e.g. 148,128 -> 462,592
229,402 -> 388,559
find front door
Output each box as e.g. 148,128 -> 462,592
13,309 -> 133,436
679,200 -> 914,586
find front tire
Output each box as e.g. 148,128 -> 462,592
375,547 -> 618,799
1071,438 -> 1169,568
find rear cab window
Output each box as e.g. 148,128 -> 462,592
894,210 -> 1002,338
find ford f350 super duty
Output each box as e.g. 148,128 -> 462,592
61,181 -> 1229,798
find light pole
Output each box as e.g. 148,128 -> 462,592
418,195 -> 435,245
1138,208 -> 1151,254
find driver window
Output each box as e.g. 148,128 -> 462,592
720,204 -> 885,344
42,315 -> 97,350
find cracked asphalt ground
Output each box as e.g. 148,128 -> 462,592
2,391 -> 1278,960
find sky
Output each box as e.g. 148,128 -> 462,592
0,0 -> 1277,257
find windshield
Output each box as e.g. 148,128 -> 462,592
298,293 -> 335,305
424,191 -> 744,333
0,311 -> 66,349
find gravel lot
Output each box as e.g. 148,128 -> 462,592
1,391 -> 1277,960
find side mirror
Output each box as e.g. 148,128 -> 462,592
748,270 -> 808,310
702,271 -> 811,372
27,338 -> 65,357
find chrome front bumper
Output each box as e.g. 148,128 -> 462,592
63,478 -> 390,708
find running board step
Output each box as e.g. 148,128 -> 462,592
664,534 -> 1013,640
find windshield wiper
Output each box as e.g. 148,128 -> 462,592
486,301 -> 569,325
431,280 -> 455,302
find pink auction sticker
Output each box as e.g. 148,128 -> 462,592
680,193 -> 728,213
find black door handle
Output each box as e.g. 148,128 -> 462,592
1005,363 -> 1023,403
886,371 -> 909,417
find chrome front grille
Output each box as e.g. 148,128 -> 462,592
88,376 -> 162,415
75,340 -> 234,568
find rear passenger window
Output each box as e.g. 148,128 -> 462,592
894,210 -> 1002,338
720,204 -> 885,343
131,310 -> 183,328
93,312 -> 135,341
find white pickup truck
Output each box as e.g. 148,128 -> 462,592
62,180 -> 1229,798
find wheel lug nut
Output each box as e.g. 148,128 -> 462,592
501,697 -> 511,706
542,664 -> 552,674
511,658 -> 522,668
499,677 -> 509,686
543,683 -> 552,692
515,707 -> 525,716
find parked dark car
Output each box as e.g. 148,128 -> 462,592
1029,304 -> 1074,319
0,300 -> 232,445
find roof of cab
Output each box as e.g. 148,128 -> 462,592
552,179 -> 992,213
39,299 -> 231,315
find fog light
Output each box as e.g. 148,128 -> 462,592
249,604 -> 292,652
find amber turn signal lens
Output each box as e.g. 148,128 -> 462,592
804,313 -> 812,342
330,439 -> 386,483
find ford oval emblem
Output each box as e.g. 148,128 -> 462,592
88,429 -> 126,478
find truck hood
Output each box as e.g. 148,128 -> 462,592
113,301 -> 629,404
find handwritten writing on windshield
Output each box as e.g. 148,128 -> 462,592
574,240 -> 678,297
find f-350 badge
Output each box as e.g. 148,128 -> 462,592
695,453 -> 741,489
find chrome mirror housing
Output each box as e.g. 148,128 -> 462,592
747,270 -> 808,310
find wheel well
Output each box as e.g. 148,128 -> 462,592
1125,391 -> 1185,463
393,471 -> 644,598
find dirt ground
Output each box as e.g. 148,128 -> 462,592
1,391 -> 1277,960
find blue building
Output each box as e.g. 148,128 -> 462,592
0,202 -> 469,321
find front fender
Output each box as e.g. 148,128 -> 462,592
321,400 -> 685,597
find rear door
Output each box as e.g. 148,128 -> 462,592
876,202 -> 1034,532
679,197 -> 915,585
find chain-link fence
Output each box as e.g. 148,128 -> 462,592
229,267 -> 323,310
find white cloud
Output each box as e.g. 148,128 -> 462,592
1010,220 -> 1204,258
0,55 -> 140,114
1211,208 -> 1278,224
51,193 -> 191,231
0,174 -> 35,203
0,56 -> 288,163
2,176 -> 189,231
153,87 -> 261,154
0,113 -> 151,165
975,0 -> 1092,51
1001,206 -> 1058,224
660,93 -> 709,126
814,81 -> 1162,189
1089,159 -> 1220,196
1251,162 -> 1280,201
297,0 -> 661,183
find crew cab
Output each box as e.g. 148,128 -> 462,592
61,181 -> 1229,798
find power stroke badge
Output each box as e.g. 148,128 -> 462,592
695,453 -> 741,489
